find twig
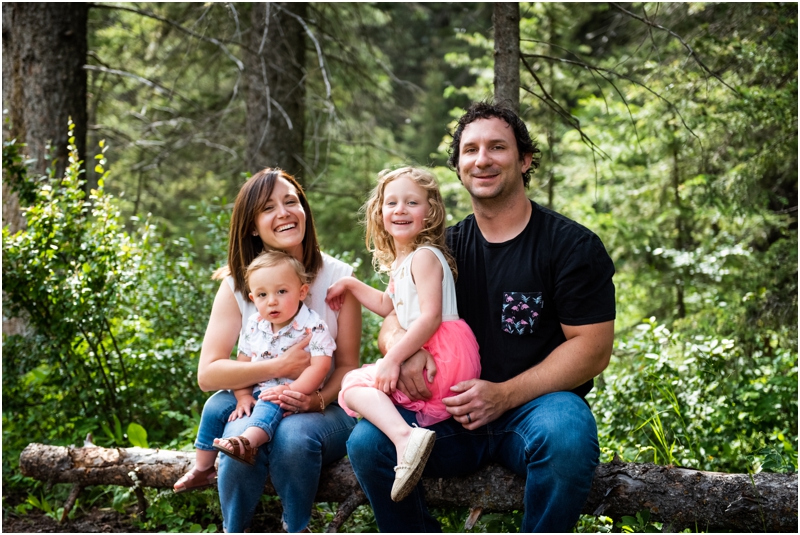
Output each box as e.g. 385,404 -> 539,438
523,53 -> 702,148
325,490 -> 368,533
611,2 -> 741,96
83,65 -> 198,109
275,4 -> 332,99
90,2 -> 247,69
60,484 -> 83,523
521,56 -> 610,160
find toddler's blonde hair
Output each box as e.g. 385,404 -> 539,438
245,250 -> 309,294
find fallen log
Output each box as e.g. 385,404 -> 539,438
20,443 -> 798,532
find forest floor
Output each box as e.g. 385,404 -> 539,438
3,508 -> 143,533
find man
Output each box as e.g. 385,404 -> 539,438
347,102 -> 615,532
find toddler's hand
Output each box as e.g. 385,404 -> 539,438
228,397 -> 256,422
260,384 -> 289,403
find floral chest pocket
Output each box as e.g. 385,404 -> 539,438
502,292 -> 543,335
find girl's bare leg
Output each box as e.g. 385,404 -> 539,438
344,386 -> 412,463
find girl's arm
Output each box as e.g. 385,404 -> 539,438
326,276 -> 394,318
197,281 -> 311,391
383,248 -> 443,366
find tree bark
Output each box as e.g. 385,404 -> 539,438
492,2 -> 520,112
20,443 -> 798,532
243,2 -> 307,181
3,2 -> 88,179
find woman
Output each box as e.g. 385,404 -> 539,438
196,168 -> 361,532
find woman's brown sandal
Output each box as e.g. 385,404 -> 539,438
213,436 -> 258,466
173,466 -> 217,493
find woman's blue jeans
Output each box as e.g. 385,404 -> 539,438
204,390 -> 357,532
347,391 -> 599,533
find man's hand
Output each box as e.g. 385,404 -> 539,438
442,379 -> 510,430
396,349 -> 436,401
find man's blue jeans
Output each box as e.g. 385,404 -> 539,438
347,391 -> 599,532
203,390 -> 357,532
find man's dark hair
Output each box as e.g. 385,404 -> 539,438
447,102 -> 541,187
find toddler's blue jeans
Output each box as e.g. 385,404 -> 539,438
194,389 -> 282,451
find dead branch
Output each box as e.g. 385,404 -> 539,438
19,443 -> 798,532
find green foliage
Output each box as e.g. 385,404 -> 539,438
2,132 -> 224,497
615,509 -> 662,533
4,3 -> 797,532
133,488 -> 219,533
592,318 -> 797,473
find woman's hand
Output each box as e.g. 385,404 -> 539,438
272,331 -> 312,380
263,388 -> 320,417
228,396 -> 256,422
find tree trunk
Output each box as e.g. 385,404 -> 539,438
492,2 -> 520,112
2,2 -> 88,338
243,2 -> 307,181
20,443 -> 798,532
3,2 -> 88,180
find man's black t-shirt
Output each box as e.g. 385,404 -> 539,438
446,200 -> 616,398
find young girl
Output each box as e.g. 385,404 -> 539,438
174,250 -> 335,493
326,167 -> 481,502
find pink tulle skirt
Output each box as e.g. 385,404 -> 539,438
338,319 -> 481,427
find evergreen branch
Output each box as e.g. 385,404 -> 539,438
522,53 -> 702,148
89,2 -> 247,69
521,56 -> 610,160
83,65 -> 199,110
610,2 -> 741,96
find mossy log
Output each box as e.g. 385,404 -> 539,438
19,443 -> 798,532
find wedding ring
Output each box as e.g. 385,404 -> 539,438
466,413 -> 472,424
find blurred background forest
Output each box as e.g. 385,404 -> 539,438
2,2 -> 797,532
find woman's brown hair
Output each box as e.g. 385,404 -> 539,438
214,168 -> 322,294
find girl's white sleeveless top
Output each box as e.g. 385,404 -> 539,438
391,245 -> 459,330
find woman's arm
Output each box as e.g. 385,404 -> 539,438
319,290 -> 361,405
197,281 -> 311,392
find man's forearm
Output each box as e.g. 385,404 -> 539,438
500,320 -> 614,409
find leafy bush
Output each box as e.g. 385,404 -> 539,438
592,318 -> 797,473
2,126 -> 227,497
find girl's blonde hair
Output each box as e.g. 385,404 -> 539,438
245,250 -> 309,294
363,166 -> 457,278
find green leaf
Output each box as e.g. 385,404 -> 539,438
127,422 -> 148,448
113,414 -> 123,443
